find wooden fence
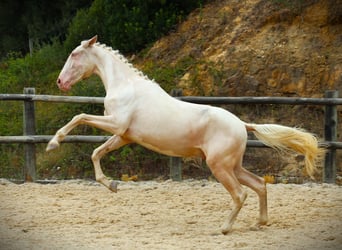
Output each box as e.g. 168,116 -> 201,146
0,88 -> 341,183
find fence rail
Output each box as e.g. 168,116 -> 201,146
0,88 -> 340,183
0,135 -> 341,148
2,93 -> 342,105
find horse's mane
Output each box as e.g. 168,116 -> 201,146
94,42 -> 154,83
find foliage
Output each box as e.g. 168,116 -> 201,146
65,0 -> 203,53
141,56 -> 228,96
0,42 -> 66,94
0,144 -> 24,180
0,0 -> 93,59
142,56 -> 197,93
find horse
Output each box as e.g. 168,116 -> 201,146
47,36 -> 325,234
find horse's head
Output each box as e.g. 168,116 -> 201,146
57,35 -> 98,91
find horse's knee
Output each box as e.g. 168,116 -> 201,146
71,113 -> 87,123
91,149 -> 99,162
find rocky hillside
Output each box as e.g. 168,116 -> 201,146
137,0 -> 341,97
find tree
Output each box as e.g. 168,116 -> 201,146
0,0 -> 27,58
65,0 -> 203,53
0,0 -> 92,59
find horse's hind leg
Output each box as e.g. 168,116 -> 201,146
91,135 -> 130,192
234,166 -> 268,226
207,157 -> 247,234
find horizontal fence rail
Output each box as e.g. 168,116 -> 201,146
180,96 -> 342,105
0,89 -> 340,183
0,93 -> 104,104
2,93 -> 342,105
0,135 -> 341,149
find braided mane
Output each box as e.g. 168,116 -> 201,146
94,42 -> 153,82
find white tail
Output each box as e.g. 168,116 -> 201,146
246,123 -> 325,178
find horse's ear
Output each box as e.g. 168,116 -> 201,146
89,35 -> 98,45
83,35 -> 98,48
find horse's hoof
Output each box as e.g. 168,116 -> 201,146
250,221 -> 269,231
221,229 -> 231,235
46,141 -> 59,152
249,224 -> 261,231
221,227 -> 232,235
109,181 -> 118,193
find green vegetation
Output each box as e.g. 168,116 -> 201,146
142,56 -> 197,93
65,0 -> 197,53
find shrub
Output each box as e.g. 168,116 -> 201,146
65,0 -> 203,53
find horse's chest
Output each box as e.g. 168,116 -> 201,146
103,97 -> 132,116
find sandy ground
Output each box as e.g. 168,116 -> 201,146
0,179 -> 341,250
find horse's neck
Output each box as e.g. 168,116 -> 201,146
93,46 -> 149,94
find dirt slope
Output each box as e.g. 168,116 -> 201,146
138,0 -> 342,97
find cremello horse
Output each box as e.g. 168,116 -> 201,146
47,36 -> 324,234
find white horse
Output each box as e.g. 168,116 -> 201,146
47,36 -> 325,234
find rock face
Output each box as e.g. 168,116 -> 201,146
140,0 -> 342,97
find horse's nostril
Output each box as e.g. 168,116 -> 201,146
57,78 -> 61,84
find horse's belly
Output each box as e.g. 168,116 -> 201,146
140,141 -> 204,158
123,130 -> 204,158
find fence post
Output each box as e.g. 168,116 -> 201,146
170,157 -> 182,181
323,90 -> 338,183
169,89 -> 183,181
23,88 -> 36,182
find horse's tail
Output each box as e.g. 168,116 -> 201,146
245,123 -> 325,179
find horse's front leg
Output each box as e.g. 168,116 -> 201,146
46,113 -> 126,152
46,114 -> 81,151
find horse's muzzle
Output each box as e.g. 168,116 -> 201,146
57,78 -> 70,92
